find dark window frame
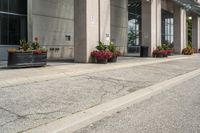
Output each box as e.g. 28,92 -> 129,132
0,0 -> 27,46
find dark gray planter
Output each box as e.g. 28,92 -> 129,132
96,59 -> 108,64
8,51 -> 47,68
108,56 -> 117,63
32,53 -> 47,66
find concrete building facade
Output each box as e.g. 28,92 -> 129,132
0,0 -> 200,62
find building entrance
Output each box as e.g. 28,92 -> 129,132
127,0 -> 141,56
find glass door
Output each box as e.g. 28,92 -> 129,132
128,0 -> 141,55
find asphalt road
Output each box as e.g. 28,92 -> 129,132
76,75 -> 200,133
1,56 -> 200,133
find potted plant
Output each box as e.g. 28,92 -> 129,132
107,42 -> 121,63
153,43 -> 174,58
182,47 -> 195,55
166,49 -> 173,56
91,50 -> 113,64
153,49 -> 160,57
32,37 -> 47,65
7,37 -> 48,68
159,50 -> 168,57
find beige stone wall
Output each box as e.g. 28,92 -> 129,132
30,0 -> 74,60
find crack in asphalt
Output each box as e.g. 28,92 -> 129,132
0,106 -> 66,128
0,106 -> 23,118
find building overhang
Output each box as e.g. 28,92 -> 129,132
173,0 -> 200,16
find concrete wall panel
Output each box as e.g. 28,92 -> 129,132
174,4 -> 187,53
31,0 -> 74,60
100,0 -> 111,42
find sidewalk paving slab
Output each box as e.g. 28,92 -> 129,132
0,55 -> 196,88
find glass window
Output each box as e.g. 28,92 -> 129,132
0,0 -> 27,45
128,0 -> 141,54
9,15 -> 27,45
161,9 -> 174,44
9,0 -> 27,14
0,0 -> 8,12
0,14 -> 8,45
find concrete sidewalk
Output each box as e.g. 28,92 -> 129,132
0,55 -> 196,88
0,55 -> 200,133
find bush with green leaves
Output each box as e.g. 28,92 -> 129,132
107,42 -> 116,53
182,43 -> 194,55
31,37 -> 40,50
157,43 -> 174,51
96,41 -> 107,51
20,40 -> 30,51
31,41 -> 40,50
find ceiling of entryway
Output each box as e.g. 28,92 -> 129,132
173,0 -> 200,16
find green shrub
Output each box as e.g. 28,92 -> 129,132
182,43 -> 194,55
107,42 -> 116,53
20,40 -> 30,51
96,41 -> 107,51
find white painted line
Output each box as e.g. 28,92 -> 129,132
25,68 -> 200,133
0,56 -> 194,88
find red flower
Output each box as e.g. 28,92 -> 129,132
166,50 -> 173,54
33,50 -> 47,54
91,50 -> 113,60
33,50 -> 42,54
159,50 -> 167,55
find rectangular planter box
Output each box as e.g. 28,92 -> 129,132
32,53 -> 47,66
8,52 -> 47,68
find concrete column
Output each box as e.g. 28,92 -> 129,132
27,0 -> 33,42
74,0 -> 99,63
173,4 -> 187,54
141,0 -> 161,56
192,14 -> 200,52
110,0 -> 128,55
99,0 -> 111,43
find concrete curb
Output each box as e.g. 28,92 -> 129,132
25,68 -> 200,133
0,56 -> 195,88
